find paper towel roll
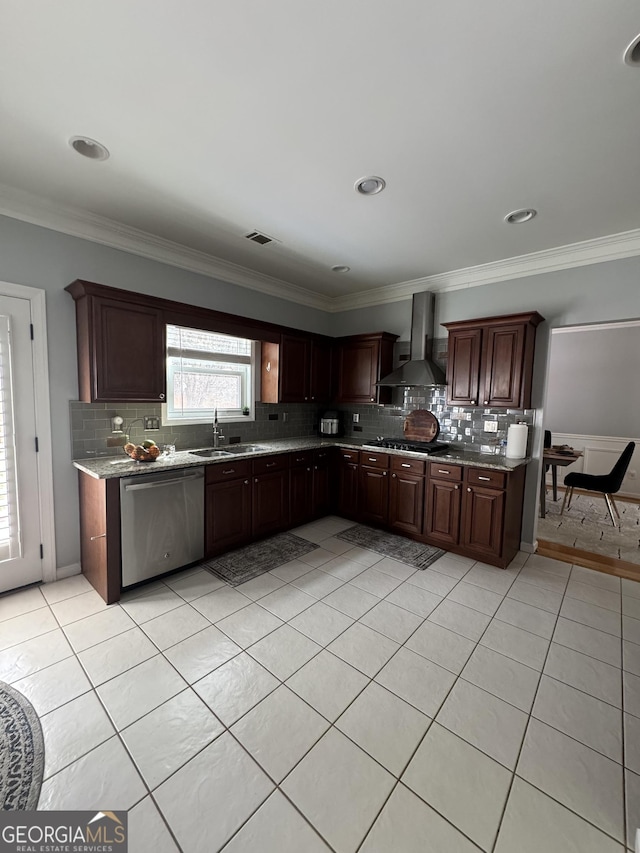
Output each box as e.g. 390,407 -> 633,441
506,423 -> 528,458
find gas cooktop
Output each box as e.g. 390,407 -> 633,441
363,438 -> 450,455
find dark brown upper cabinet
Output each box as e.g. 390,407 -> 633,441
261,334 -> 332,404
335,332 -> 398,405
66,280 -> 166,403
443,312 -> 543,409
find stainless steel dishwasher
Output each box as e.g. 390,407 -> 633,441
120,466 -> 205,587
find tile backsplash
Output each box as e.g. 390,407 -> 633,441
335,388 -> 535,456
71,391 -> 535,460
70,401 -> 319,460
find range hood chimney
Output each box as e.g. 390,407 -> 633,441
376,291 -> 446,387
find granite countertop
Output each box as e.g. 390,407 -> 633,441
73,436 -> 530,479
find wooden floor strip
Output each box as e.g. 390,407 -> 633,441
537,538 -> 640,582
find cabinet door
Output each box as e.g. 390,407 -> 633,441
424,478 -> 461,547
389,472 -> 424,536
338,461 -> 359,520
461,485 -> 505,560
359,467 -> 389,525
309,339 -> 332,402
481,323 -> 526,408
206,478 -> 252,556
279,335 -> 311,402
290,465 -> 313,526
337,339 -> 380,404
92,296 -> 166,402
252,470 -> 289,538
312,449 -> 334,517
446,328 -> 482,406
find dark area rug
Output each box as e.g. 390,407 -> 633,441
337,524 -> 445,570
0,680 -> 45,810
203,532 -> 319,586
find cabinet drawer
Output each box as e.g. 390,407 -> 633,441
206,459 -> 252,484
361,452 -> 390,470
340,449 -> 360,464
466,468 -> 506,490
429,462 -> 462,482
290,451 -> 313,468
253,453 -> 290,476
391,456 -> 425,476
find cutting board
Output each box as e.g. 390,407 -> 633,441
403,410 -> 440,442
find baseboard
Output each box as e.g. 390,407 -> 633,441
537,539 -> 640,581
54,562 -> 82,580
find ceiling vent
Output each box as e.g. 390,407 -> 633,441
245,230 -> 277,246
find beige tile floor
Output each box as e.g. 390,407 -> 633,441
1,515 -> 639,852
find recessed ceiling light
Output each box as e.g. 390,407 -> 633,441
355,176 -> 386,195
69,136 -> 110,161
504,208 -> 537,224
331,265 -> 351,273
623,33 -> 640,66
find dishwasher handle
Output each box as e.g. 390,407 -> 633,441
123,472 -> 204,492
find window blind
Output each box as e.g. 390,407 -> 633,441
0,315 -> 21,562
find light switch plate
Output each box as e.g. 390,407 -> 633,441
484,420 -> 498,432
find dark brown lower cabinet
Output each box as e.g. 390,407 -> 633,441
337,450 -> 359,519
312,449 -> 334,517
461,484 -> 505,561
78,472 -> 121,604
253,469 -> 290,538
424,463 -> 525,568
359,466 -> 389,526
425,479 -> 462,547
389,471 -> 425,536
206,476 -> 252,556
290,452 -> 314,526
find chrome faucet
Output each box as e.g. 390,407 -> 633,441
212,409 -> 224,448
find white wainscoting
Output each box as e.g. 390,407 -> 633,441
546,433 -> 640,498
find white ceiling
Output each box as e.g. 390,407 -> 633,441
1,0 -> 639,306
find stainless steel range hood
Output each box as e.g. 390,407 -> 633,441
376,291 -> 446,387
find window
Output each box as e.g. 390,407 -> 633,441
162,325 -> 256,425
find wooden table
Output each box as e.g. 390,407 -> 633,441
540,449 -> 583,518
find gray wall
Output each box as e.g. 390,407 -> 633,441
0,215 -> 330,569
545,325 -> 640,437
3,210 -> 640,566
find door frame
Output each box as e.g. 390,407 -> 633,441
0,280 -> 56,584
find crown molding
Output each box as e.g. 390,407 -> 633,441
0,183 -> 332,312
328,227 -> 640,312
1,182 -> 640,315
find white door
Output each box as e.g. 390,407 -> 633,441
0,294 -> 42,592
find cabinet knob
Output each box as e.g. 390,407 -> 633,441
471,399 -> 476,405
159,393 -> 165,400
244,479 -> 249,485
454,485 -> 459,490
370,397 -> 375,401
467,487 -> 472,492
254,478 -> 258,483
392,473 -> 396,478
382,471 -> 387,476
484,400 -> 488,405
305,396 -> 308,400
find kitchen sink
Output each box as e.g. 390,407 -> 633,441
224,444 -> 268,454
189,449 -> 233,458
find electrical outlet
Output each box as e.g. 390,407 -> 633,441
484,420 -> 498,432
143,416 -> 160,430
353,413 -> 360,423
